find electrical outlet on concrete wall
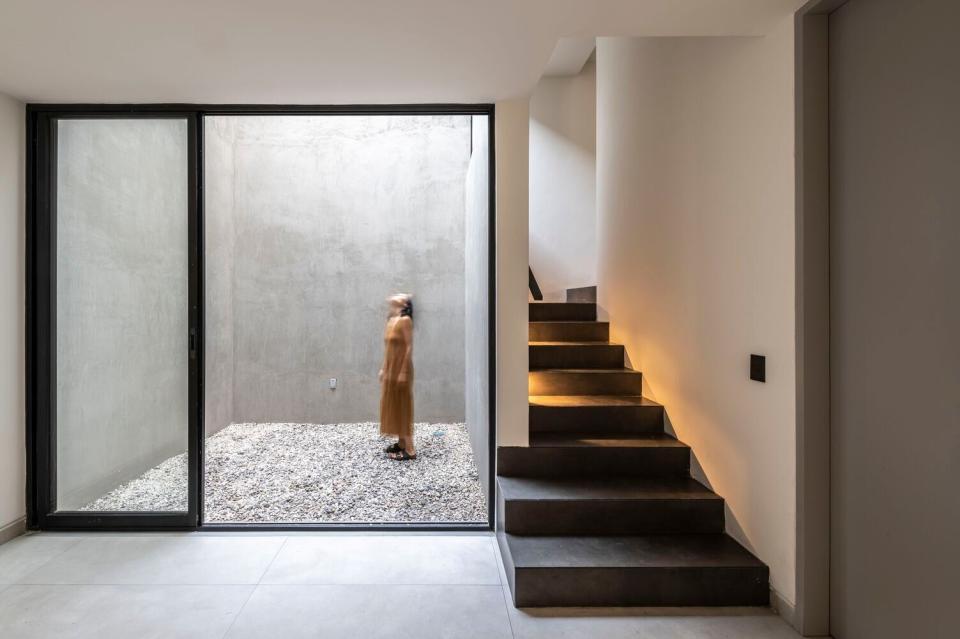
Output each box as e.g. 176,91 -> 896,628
329,378 -> 337,390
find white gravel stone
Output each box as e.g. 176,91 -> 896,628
82,422 -> 487,523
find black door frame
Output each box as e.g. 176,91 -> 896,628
26,103 -> 497,532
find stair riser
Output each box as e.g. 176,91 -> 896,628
529,344 -> 624,369
498,447 -> 689,479
530,405 -> 664,434
529,322 -> 609,342
495,527 -> 519,599
529,371 -> 642,396
510,566 -> 770,607
502,499 -> 724,535
529,303 -> 597,322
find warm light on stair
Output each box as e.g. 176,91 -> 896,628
496,300 -> 770,607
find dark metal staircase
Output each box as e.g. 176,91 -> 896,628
495,300 -> 769,607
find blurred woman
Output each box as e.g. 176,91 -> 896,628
379,294 -> 415,460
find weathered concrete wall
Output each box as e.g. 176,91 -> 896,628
464,116 -> 490,498
56,119 -> 189,510
207,115 -> 469,424
204,118 -> 236,436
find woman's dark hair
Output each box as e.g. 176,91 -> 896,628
399,297 -> 413,319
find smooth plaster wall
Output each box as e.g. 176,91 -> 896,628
0,93 -> 25,536
596,24 -> 797,603
56,119 -> 190,510
464,115 -> 491,498
495,99 -> 531,448
529,59 -> 597,301
206,116 -> 469,425
829,1 -> 960,637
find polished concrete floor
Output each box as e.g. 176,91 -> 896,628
0,532 -> 802,638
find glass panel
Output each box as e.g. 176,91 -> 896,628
55,119 -> 189,512
202,114 -> 486,523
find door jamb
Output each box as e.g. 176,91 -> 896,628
794,1 -> 847,635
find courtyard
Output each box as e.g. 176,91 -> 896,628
82,422 -> 485,524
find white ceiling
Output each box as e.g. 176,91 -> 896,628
542,38 -> 596,77
0,0 -> 802,104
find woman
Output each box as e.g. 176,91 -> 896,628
379,293 -> 415,460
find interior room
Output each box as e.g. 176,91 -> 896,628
1,1 -> 956,638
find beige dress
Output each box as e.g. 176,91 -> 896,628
379,316 -> 413,438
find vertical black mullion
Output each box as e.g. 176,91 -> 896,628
195,113 -> 206,527
486,108 -> 497,530
24,110 -> 39,526
31,114 -> 57,524
187,114 -> 202,527
47,118 -> 58,519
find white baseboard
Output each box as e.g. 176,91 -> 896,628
0,516 -> 26,546
771,587 -> 798,630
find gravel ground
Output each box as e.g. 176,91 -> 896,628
81,422 -> 486,523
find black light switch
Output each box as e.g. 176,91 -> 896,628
750,354 -> 766,382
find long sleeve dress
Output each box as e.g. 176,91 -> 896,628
379,315 -> 413,438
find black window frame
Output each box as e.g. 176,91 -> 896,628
26,103 -> 497,532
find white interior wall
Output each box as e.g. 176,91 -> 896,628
596,19 -> 797,605
495,99 -> 530,448
0,92 -> 25,539
529,59 -> 597,300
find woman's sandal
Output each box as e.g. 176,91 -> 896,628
389,450 -> 417,461
383,442 -> 402,454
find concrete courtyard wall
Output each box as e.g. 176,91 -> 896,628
464,115 -> 490,498
56,119 -> 190,509
206,115 -> 469,429
204,118 -> 237,436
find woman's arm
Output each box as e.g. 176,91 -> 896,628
379,322 -> 388,383
397,316 -> 413,383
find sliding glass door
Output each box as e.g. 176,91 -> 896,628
30,112 -> 200,527
28,104 -> 495,531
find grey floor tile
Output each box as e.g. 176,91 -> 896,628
261,534 -> 500,585
226,584 -> 513,639
507,603 -> 803,639
0,584 -> 252,639
18,536 -> 285,585
0,535 -> 82,584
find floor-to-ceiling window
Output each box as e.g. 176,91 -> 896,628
27,106 -> 494,530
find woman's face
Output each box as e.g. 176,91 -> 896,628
388,297 -> 404,316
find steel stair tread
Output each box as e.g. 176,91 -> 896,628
498,476 -> 720,502
529,367 -> 638,374
529,395 -> 660,408
502,533 -> 765,570
529,433 -> 687,448
528,341 -> 621,346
